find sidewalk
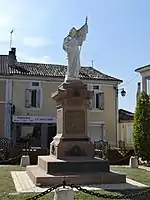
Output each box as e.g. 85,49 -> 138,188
139,166 -> 150,171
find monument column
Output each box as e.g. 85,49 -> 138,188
51,81 -> 95,159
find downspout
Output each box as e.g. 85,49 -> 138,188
4,47 -> 16,139
114,84 -> 118,147
4,80 -> 9,138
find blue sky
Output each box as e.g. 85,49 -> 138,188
1,0 -> 150,112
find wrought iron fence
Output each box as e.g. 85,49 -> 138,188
0,138 -> 13,161
0,137 -> 33,163
94,140 -> 109,160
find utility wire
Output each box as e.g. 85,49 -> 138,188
119,74 -> 139,88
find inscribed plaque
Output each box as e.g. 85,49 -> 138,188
65,110 -> 85,135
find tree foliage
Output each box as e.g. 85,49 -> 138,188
134,91 -> 150,162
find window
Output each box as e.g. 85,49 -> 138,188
31,90 -> 38,107
93,85 -> 99,90
88,124 -> 103,142
126,124 -> 134,143
25,82 -> 42,108
92,92 -> 104,110
88,84 -> 104,111
32,82 -> 39,87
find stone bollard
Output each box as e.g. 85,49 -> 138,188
129,156 -> 138,168
20,155 -> 30,167
54,187 -> 74,200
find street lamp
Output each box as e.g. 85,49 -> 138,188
114,87 -> 126,97
120,88 -> 126,97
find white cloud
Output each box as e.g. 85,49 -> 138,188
0,1 -> 54,62
0,14 -> 10,28
17,52 -> 52,64
29,56 -> 52,64
23,37 -> 49,48
0,13 -> 14,43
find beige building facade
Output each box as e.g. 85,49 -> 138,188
0,48 -> 122,148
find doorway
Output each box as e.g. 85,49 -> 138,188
32,124 -> 41,147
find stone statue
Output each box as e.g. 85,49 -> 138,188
63,17 -> 88,82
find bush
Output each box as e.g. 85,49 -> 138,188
134,92 -> 150,162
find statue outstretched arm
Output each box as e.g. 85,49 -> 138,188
77,18 -> 88,46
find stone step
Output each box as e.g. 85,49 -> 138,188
37,155 -> 110,174
26,165 -> 126,187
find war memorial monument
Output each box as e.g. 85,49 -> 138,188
26,18 -> 126,186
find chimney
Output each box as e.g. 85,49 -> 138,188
136,82 -> 141,101
8,47 -> 17,66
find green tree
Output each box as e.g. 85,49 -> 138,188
134,91 -> 150,163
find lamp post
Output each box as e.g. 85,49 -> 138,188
114,86 -> 126,147
114,87 -> 126,97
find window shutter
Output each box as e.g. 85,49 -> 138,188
87,84 -> 92,91
92,93 -> 96,108
36,89 -> 41,108
99,92 -> 104,110
89,98 -> 92,109
25,89 -> 31,108
88,84 -> 93,109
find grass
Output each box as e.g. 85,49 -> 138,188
0,165 -> 150,199
110,166 -> 150,186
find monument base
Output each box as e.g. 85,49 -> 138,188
26,80 -> 126,186
26,156 -> 126,186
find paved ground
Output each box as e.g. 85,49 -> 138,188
11,171 -> 148,193
139,166 -> 150,171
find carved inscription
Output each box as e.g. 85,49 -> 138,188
65,145 -> 87,156
66,99 -> 83,106
65,110 -> 85,134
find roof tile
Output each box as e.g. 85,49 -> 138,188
0,55 -> 122,82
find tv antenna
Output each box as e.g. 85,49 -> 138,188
10,29 -> 14,49
92,60 -> 94,67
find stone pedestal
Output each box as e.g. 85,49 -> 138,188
26,80 -> 126,186
50,80 -> 94,159
54,188 -> 74,200
129,156 -> 138,168
20,155 -> 30,167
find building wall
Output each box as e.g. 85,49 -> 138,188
118,121 -> 134,149
12,79 -> 59,117
0,79 -> 6,137
87,85 -> 117,146
12,77 -> 118,146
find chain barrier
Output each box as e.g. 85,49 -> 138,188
0,136 -> 34,164
25,184 -> 63,200
108,155 -> 131,164
25,180 -> 150,200
0,150 -> 23,164
0,152 -> 129,166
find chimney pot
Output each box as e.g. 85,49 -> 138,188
11,47 -> 16,55
8,47 -> 17,65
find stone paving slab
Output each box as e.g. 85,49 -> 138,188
139,166 -> 150,171
11,171 -> 148,193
